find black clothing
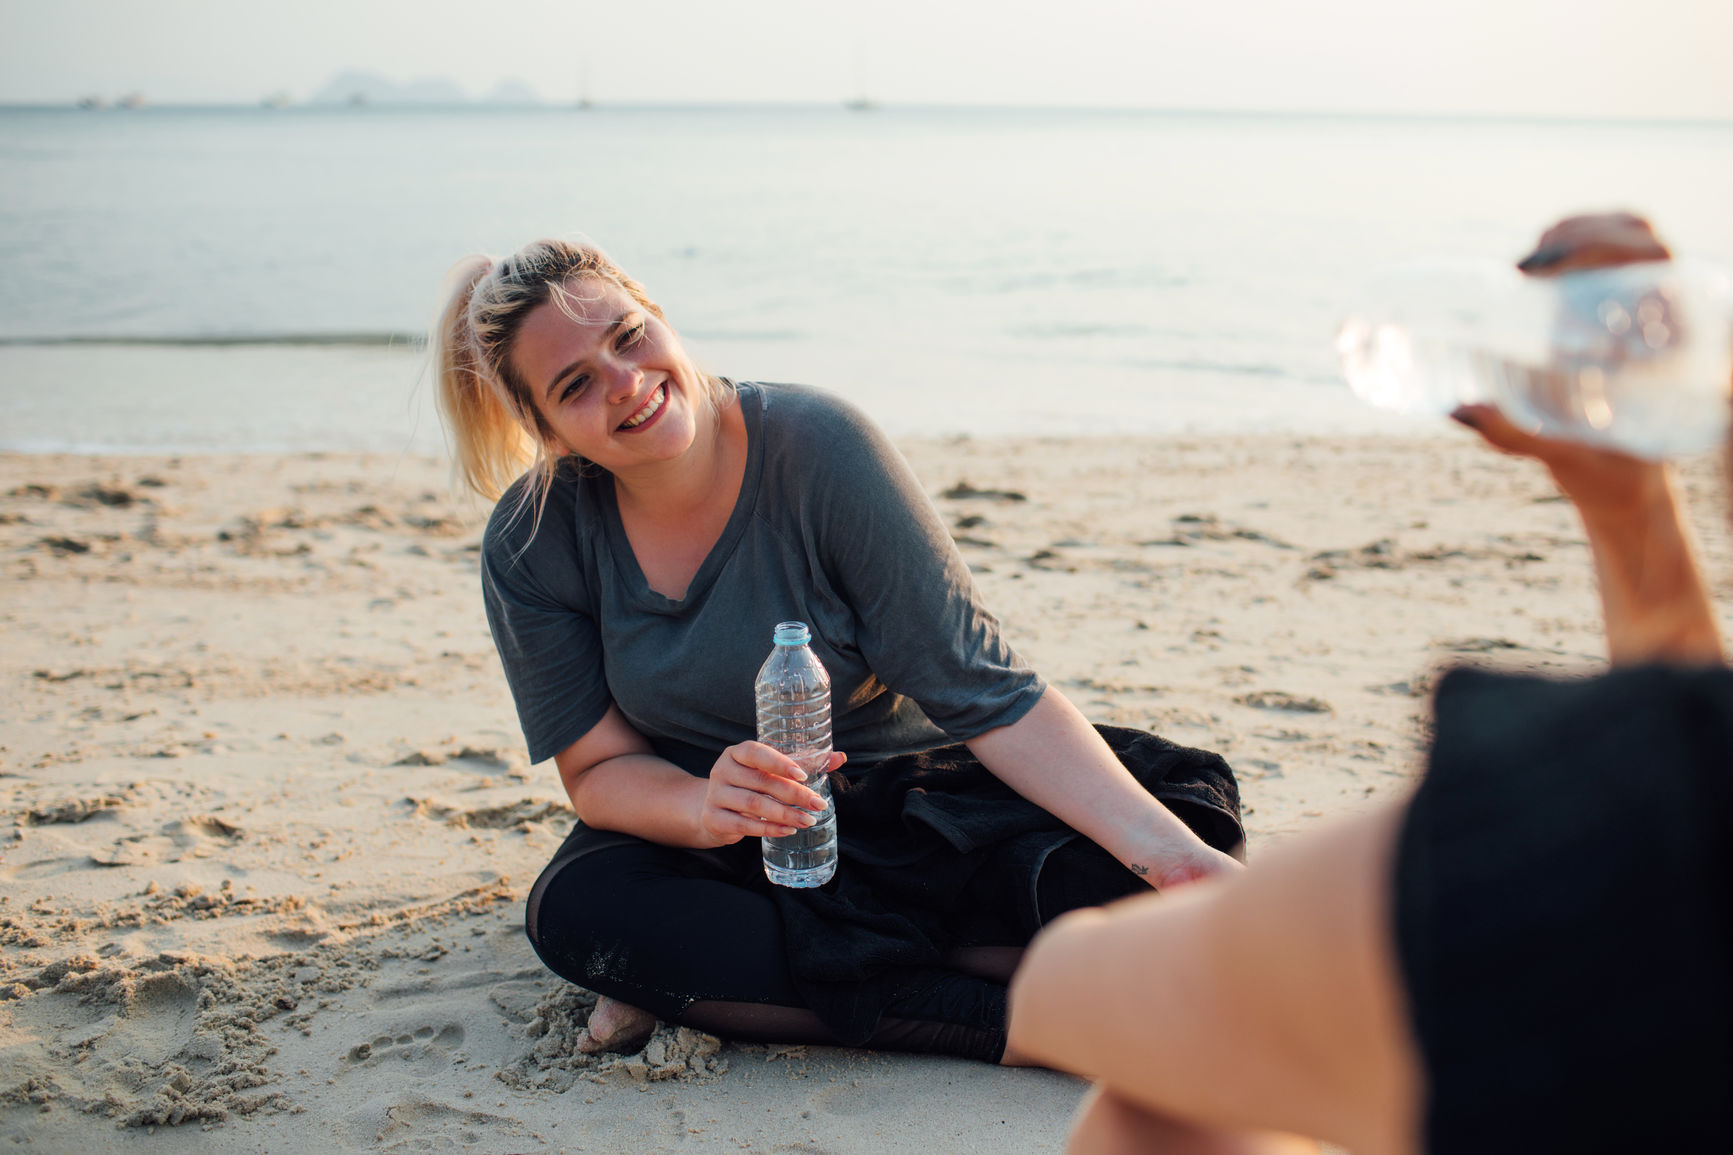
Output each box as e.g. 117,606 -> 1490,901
1393,665 -> 1733,1152
526,725 -> 1245,1061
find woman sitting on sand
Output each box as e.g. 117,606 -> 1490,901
1008,212 -> 1732,1151
431,240 -> 1245,1061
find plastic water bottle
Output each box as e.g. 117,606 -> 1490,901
1335,259 -> 1733,459
754,621 -> 837,888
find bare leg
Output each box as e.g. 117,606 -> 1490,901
1009,805 -> 1421,1153
1069,1088 -> 1319,1155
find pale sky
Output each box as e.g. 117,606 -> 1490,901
1,0 -> 1728,119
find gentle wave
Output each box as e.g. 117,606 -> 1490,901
678,329 -> 807,343
0,333 -> 425,349
1126,357 -> 1291,379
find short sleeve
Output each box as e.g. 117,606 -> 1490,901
480,484 -> 613,765
793,394 -> 1045,737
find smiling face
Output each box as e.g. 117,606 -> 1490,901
508,277 -> 708,476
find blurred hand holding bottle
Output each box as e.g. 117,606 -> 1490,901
1337,213 -> 1733,460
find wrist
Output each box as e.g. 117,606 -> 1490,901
687,776 -> 723,848
1575,472 -> 1695,572
1565,462 -> 1676,527
1116,814 -> 1203,877
1581,481 -> 1697,578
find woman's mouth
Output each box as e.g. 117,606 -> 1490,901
618,384 -> 667,432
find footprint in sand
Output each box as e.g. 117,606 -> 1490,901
80,969 -> 203,1069
357,1096 -> 511,1153
89,814 -> 242,866
344,1023 -> 467,1077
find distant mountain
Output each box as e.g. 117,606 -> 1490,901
482,79 -> 543,105
308,71 -> 542,107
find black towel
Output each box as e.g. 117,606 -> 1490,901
772,724 -> 1245,1045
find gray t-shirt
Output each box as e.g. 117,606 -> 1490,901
481,382 -> 1045,771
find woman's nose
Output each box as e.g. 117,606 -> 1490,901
602,357 -> 641,402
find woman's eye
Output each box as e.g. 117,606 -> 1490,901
560,376 -> 588,402
617,320 -> 646,350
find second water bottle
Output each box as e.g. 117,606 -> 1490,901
1336,258 -> 1733,459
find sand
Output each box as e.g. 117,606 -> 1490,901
2,432 -> 1729,1152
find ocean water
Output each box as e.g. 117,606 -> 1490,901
2,105 -> 1730,452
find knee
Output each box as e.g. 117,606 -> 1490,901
524,854 -> 613,959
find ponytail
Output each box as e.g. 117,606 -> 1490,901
432,255 -> 537,503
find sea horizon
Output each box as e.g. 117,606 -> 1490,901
5,100 -> 1732,129
3,104 -> 1729,450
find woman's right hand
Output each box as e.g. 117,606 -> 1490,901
695,742 -> 842,847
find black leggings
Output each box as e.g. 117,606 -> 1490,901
524,827 -> 1143,1062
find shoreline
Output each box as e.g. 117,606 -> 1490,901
0,344 -> 1438,459
3,434 -> 1728,1150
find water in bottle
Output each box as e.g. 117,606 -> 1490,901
1336,259 -> 1733,459
754,621 -> 837,888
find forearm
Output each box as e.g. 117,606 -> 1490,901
563,753 -> 713,847
966,688 -> 1216,882
1576,468 -> 1723,667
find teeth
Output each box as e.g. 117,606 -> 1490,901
620,385 -> 665,430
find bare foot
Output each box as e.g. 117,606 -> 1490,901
575,996 -> 657,1054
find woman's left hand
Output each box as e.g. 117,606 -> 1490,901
1137,841 -> 1243,891
968,689 -> 1245,892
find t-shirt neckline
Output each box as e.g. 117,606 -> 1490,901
595,380 -> 765,614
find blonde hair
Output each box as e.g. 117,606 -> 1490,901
431,239 -> 729,530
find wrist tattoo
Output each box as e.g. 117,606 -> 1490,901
1128,863 -> 1150,876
